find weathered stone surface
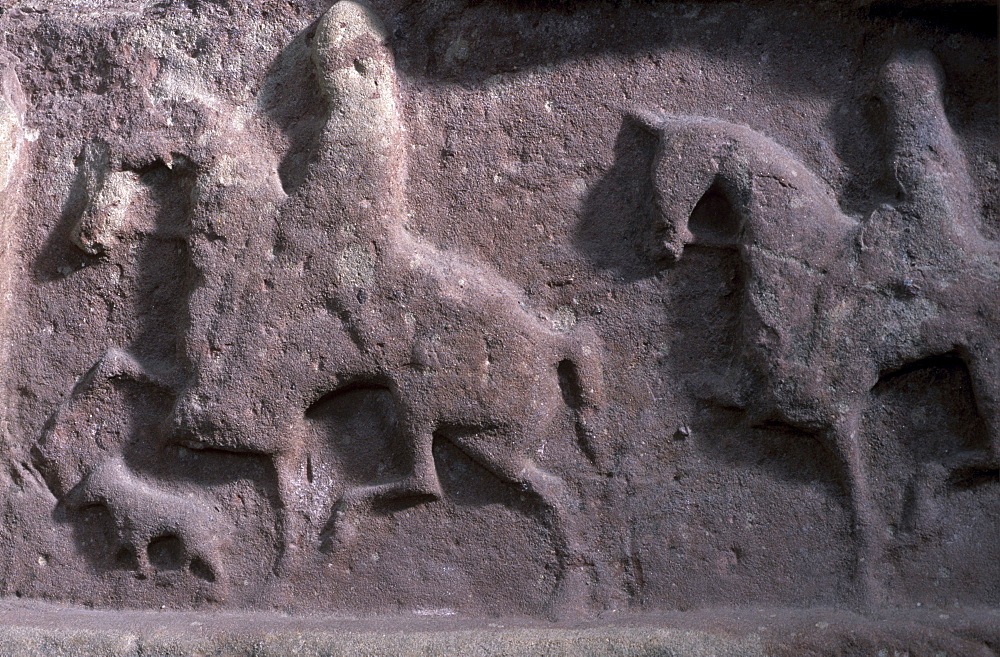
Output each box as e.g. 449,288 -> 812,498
0,602 -> 998,657
0,0 -> 996,651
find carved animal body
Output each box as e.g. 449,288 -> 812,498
178,1 -> 604,612
68,455 -> 225,585
642,49 -> 999,605
35,349 -> 228,587
300,3 -> 605,573
32,95 -> 285,595
37,0 -> 605,613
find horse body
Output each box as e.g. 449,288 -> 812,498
644,49 -> 999,605
163,0 -> 605,615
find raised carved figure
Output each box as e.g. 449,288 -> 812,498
38,0 -> 607,615
167,0 -> 606,614
34,349 -> 228,592
641,49 -> 999,605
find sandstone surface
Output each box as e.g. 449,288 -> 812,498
0,0 -> 996,653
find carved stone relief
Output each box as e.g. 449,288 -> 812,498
0,0 -> 996,643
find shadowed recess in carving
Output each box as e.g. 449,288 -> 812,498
830,92 -> 899,215
686,181 -> 741,248
575,115 -> 661,279
667,243 -> 744,403
666,174 -> 748,347
694,408 -> 842,490
306,383 -> 408,486
127,162 -> 197,363
256,21 -> 329,194
146,534 -> 216,582
557,359 -> 584,411
871,353 -> 993,478
864,2 -> 999,37
426,425 -> 571,549
147,535 -> 184,571
867,352 -> 1000,605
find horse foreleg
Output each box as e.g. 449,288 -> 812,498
271,450 -> 307,577
322,425 -> 441,553
966,342 -> 1000,462
831,412 -> 885,608
560,327 -> 608,473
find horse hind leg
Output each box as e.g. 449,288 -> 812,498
516,461 -> 597,620
444,426 -> 595,620
558,327 -> 608,473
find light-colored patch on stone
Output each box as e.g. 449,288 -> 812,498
444,36 -> 470,65
551,306 -> 578,332
336,242 -> 376,289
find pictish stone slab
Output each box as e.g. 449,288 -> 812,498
0,0 -> 996,653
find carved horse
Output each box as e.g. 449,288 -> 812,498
640,49 -> 999,605
34,6 -> 606,609
163,0 -> 606,615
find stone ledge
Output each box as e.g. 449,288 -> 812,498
0,602 -> 996,656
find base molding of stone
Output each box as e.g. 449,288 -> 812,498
0,602 -> 995,656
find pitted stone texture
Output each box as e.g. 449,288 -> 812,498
0,0 -> 995,630
0,603 -> 998,657
0,604 -> 998,657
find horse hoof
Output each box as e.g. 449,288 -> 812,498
319,513 -> 358,553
